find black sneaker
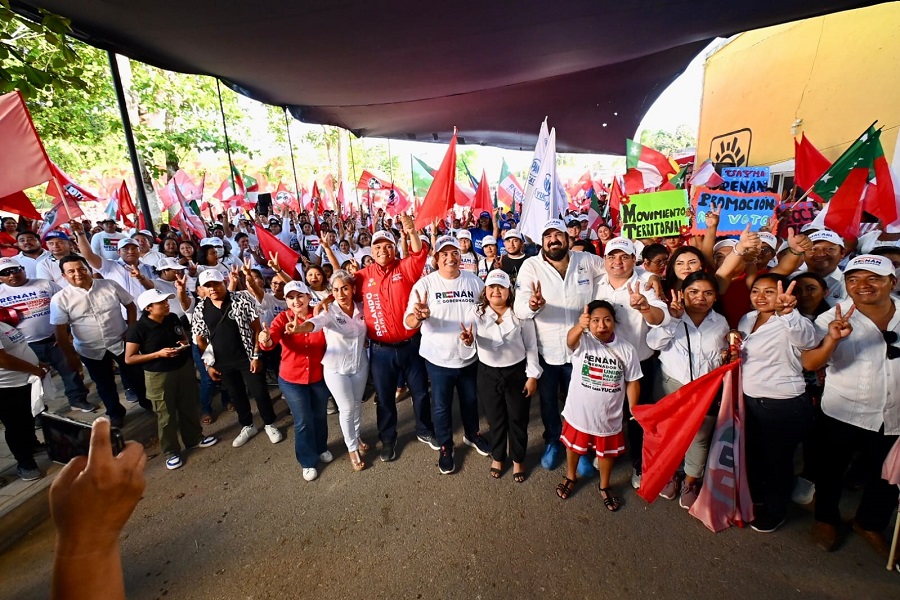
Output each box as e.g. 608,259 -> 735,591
463,434 -> 491,457
417,432 -> 440,450
379,439 -> 397,462
438,445 -> 455,474
751,512 -> 786,533
70,400 -> 97,413
109,415 -> 125,428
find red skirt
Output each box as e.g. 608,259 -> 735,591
560,420 -> 625,457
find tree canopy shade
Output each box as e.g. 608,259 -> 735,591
10,0 -> 886,153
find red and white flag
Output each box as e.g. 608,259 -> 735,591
47,162 -> 98,204
38,196 -> 84,240
688,159 -> 724,189
0,91 -> 52,198
623,139 -> 676,193
169,179 -> 207,240
273,180 -> 300,212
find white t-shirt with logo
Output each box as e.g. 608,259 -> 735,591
0,321 -> 40,387
90,233 -> 125,260
0,279 -> 61,342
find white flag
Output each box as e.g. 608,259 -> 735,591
520,127 -> 560,243
522,117 -> 550,201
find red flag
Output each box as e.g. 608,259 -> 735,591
137,211 -> 147,232
415,132 -> 457,229
308,181 -> 321,214
112,181 -> 137,228
863,138 -> 898,227
170,179 -> 207,240
566,170 -> 593,198
336,182 -> 348,215
385,188 -> 411,217
0,91 -> 52,198
824,167 -> 869,239
274,181 -> 299,212
0,191 -> 42,220
38,196 -> 84,240
356,169 -> 394,191
47,162 -> 98,204
173,170 -> 203,201
608,177 -> 625,233
634,361 -> 738,502
472,170 -> 493,216
256,226 -> 300,279
794,134 -> 831,201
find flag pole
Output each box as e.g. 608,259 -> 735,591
216,79 -> 236,196
283,107 -> 301,198
51,175 -> 75,222
348,136 -> 361,213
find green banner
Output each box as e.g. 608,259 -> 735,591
619,189 -> 688,239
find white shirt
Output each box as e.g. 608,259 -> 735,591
90,232 -> 125,260
35,255 -> 68,288
257,292 -> 287,328
647,311 -> 729,384
50,279 -> 133,360
0,322 -> 39,387
820,268 -> 848,307
406,270 -> 484,368
151,279 -> 195,318
0,279 -> 62,342
738,309 -> 817,399
316,244 -> 352,268
459,251 -> 478,274
815,298 -> 900,434
308,302 -> 368,375
594,270 -> 669,361
513,251 -> 606,365
15,250 -> 49,279
461,305 -> 542,378
97,257 -> 154,302
563,332 -> 642,436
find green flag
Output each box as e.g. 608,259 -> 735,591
412,156 -> 435,198
812,126 -> 879,202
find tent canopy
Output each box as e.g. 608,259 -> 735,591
12,1 -> 884,153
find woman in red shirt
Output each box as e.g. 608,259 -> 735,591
0,217 -> 19,258
258,280 -> 329,482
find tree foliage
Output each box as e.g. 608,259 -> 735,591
640,124 -> 697,156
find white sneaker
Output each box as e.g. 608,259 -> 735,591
302,467 -> 318,481
265,424 -> 284,444
232,425 -> 258,448
792,476 -> 816,504
631,468 -> 642,490
319,450 -> 334,463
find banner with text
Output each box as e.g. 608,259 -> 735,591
777,200 -> 818,237
620,189 -> 689,239
692,186 -> 778,235
720,167 -> 769,193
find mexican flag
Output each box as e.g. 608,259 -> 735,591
688,159 -> 724,189
586,186 -> 603,230
497,158 -> 524,210
623,139 -> 676,193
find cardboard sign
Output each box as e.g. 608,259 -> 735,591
720,167 -> 769,193
692,186 -> 778,235
777,201 -> 818,237
620,190 -> 689,239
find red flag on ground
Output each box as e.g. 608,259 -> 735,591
472,170 -> 493,216
0,191 -> 42,220
0,91 -> 52,198
634,361 -> 739,502
415,132 -> 457,229
256,226 -> 300,279
47,162 -> 98,204
794,134 -> 831,201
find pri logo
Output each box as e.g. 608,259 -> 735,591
275,191 -> 291,203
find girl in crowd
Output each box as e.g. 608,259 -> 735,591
197,238 -> 231,282
258,281 -> 330,482
456,230 -> 479,274
304,264 -> 330,306
738,273 -> 817,532
556,300 -> 642,511
640,243 -> 669,277
664,226 -> 759,298
461,270 -> 541,482
296,270 -> 370,471
647,271 -> 731,507
476,236 -> 502,281
159,238 -> 180,259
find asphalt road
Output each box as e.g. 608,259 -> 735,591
1,396 -> 897,600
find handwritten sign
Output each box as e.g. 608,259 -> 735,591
620,190 -> 688,239
721,167 -> 769,193
777,201 -> 818,237
692,186 -> 778,235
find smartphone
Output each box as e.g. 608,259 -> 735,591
40,413 -> 126,464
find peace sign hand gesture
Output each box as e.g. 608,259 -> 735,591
669,289 -> 685,319
627,281 -> 650,313
174,271 -> 188,293
267,251 -> 280,271
705,203 -> 721,229
241,257 -> 253,276
284,311 -> 303,335
827,304 -> 855,341
413,290 -> 430,321
529,281 -> 545,311
459,322 -> 474,346
774,280 -> 798,315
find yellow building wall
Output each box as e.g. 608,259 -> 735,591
696,3 -> 900,168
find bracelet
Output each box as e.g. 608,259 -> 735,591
731,245 -> 748,256
788,247 -> 805,256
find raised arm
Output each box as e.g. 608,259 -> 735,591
69,221 -> 103,270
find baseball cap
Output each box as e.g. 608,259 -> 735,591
484,270 -> 511,288
198,269 -> 225,286
132,230 -> 153,240
579,215 -> 589,222
482,235 -> 497,246
541,219 -> 567,235
844,254 -> 895,277
269,216 -> 281,223
419,235 -> 431,247
45,230 -> 70,241
283,280 -> 312,296
479,211 -> 492,219
456,229 -> 472,240
434,235 -> 461,252
499,221 -> 513,231
117,238 -> 139,250
137,289 -> 174,311
371,230 -> 396,245
199,237 -> 224,248
156,257 -> 187,271
808,230 -> 844,248
566,219 -> 581,228
0,257 -> 22,270
713,239 -> 738,253
503,228 -> 524,241
758,232 -> 778,251
604,237 -> 636,256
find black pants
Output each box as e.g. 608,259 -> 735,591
477,360 -> 531,463
813,412 -> 899,532
0,384 -> 38,470
745,393 -> 814,520
625,357 -> 659,472
80,350 -> 148,418
219,360 -> 276,427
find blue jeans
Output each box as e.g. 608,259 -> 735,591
28,339 -> 89,406
193,344 -> 230,415
279,377 -> 329,467
537,356 -> 571,444
426,360 -> 479,448
369,336 -> 433,443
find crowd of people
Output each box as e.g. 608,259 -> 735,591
0,201 -> 898,569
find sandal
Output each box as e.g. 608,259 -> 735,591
350,451 -> 366,472
357,440 -> 370,455
225,403 -> 236,412
556,477 -> 576,500
201,413 -> 214,425
513,471 -> 527,484
598,486 -> 622,512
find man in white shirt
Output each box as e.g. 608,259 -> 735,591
513,219 -> 606,470
35,230 -> 76,287
89,219 -> 125,260
14,231 -> 49,278
804,230 -> 848,306
50,255 -> 149,427
802,254 -> 900,557
0,257 -> 94,413
71,221 -> 154,301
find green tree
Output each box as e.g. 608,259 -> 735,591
639,124 -> 697,156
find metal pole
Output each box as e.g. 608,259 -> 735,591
107,51 -> 154,235
283,108 -> 301,197
348,136 -> 361,209
216,80 -> 236,195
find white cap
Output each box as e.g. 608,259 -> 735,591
156,257 -> 187,271
456,229 -> 472,240
604,237 -> 635,256
758,232 -> 778,251
419,235 -> 431,247
137,289 -> 174,311
371,230 -> 396,245
503,228 -> 524,241
484,270 -> 511,288
482,235 -> 497,246
200,237 -> 224,247
808,230 -> 844,248
132,229 -> 154,239
117,238 -> 139,250
198,269 -> 225,286
0,257 -> 22,270
541,219 -> 567,235
283,280 -> 311,296
434,235 -> 461,252
844,254 -> 895,277
713,239 -> 738,253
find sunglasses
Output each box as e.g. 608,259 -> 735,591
0,267 -> 23,277
884,330 -> 899,360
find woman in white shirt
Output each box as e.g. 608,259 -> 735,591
647,271 -> 730,508
461,270 -> 541,482
738,273 -> 818,533
303,265 -> 330,307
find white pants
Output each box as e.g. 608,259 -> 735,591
324,366 -> 368,452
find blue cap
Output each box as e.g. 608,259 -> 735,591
44,230 -> 70,241
479,211 -> 491,219
500,221 -> 513,230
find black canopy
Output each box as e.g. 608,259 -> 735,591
13,1 -> 884,153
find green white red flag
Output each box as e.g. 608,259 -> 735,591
623,139 -> 676,193
497,158 -> 523,210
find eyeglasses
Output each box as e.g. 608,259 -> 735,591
884,330 -> 899,360
0,267 -> 23,277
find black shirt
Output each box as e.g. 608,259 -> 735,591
202,296 -> 247,369
500,254 -> 527,286
125,313 -> 191,372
